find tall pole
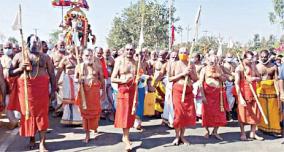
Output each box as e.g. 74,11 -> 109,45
33,28 -> 38,36
168,0 -> 173,51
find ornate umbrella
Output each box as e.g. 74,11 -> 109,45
51,0 -> 89,26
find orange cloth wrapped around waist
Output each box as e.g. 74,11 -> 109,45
114,80 -> 136,128
17,75 -> 50,117
6,77 -> 20,111
202,82 -> 227,127
240,80 -> 257,102
75,82 -> 101,119
172,83 -> 196,128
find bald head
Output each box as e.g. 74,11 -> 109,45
95,47 -> 103,58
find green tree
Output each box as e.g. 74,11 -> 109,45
107,0 -> 178,49
49,30 -> 62,45
252,34 -> 261,51
8,37 -> 18,44
269,0 -> 284,29
195,36 -> 219,53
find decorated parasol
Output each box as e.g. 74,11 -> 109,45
51,0 -> 89,26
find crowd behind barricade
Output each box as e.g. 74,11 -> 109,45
0,36 -> 283,151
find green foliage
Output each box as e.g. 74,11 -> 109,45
49,29 -> 62,45
107,0 -> 178,50
269,0 -> 284,29
8,37 -> 18,44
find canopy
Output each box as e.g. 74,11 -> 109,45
52,0 -> 89,9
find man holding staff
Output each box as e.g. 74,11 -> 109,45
235,51 -> 263,141
111,44 -> 137,151
9,35 -> 56,151
168,47 -> 197,145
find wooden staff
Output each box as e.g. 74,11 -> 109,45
131,52 -> 142,115
181,6 -> 201,102
236,53 -> 268,124
131,0 -> 145,114
18,5 -> 31,120
74,45 -> 87,110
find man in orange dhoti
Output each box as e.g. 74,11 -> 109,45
200,54 -> 228,140
75,49 -> 105,143
111,44 -> 137,151
235,51 -> 263,141
168,47 -> 197,145
9,35 -> 56,151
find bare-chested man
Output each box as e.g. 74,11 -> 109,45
111,44 -> 137,151
51,41 -> 66,69
56,46 -> 82,125
168,47 -> 198,145
75,49 -> 105,143
51,41 -> 67,116
256,50 -> 282,136
235,51 -> 263,141
147,50 -> 158,76
199,54 -> 228,140
9,35 -> 56,151
95,47 -> 115,121
160,51 -> 178,127
152,50 -> 168,116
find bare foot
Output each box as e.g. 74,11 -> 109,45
124,139 -> 132,151
180,137 -> 190,145
39,143 -> 48,152
204,133 -> 210,139
240,134 -> 248,141
122,137 -> 132,145
82,137 -> 90,143
172,138 -> 180,146
212,133 -> 223,140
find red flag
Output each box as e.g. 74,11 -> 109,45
171,24 -> 175,47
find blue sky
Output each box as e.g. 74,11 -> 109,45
0,0 -> 279,47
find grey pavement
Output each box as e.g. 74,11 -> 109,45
1,115 -> 283,152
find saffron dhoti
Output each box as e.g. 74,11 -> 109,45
114,82 -> 136,128
202,82 -> 227,127
17,76 -> 50,137
172,83 -> 196,128
75,82 -> 101,131
237,80 -> 260,124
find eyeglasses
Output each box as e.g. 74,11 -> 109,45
126,48 -> 133,51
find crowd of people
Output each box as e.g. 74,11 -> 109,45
0,35 -> 283,152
